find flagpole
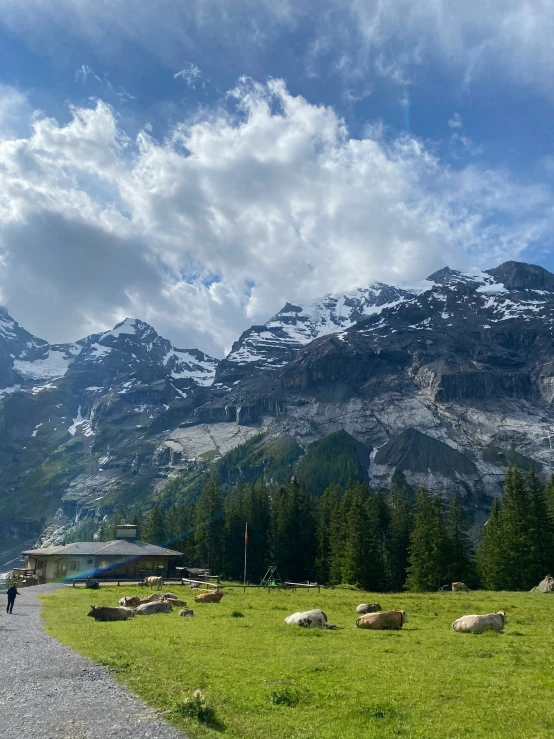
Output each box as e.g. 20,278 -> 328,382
243,522 -> 248,591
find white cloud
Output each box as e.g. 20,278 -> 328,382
5,1 -> 554,96
448,113 -> 463,129
0,79 -> 551,356
174,62 -> 204,88
0,85 -> 34,138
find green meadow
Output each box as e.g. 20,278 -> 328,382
41,585 -> 554,739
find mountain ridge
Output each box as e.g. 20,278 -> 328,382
2,259 -> 554,560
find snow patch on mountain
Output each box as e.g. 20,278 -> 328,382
14,347 -> 80,380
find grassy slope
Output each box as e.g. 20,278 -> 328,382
41,586 -> 554,739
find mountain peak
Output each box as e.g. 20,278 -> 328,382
426,266 -> 462,284
485,261 -> 554,292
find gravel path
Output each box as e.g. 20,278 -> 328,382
0,584 -> 188,739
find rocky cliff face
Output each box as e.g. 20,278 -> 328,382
2,260 -> 554,560
0,317 -> 218,561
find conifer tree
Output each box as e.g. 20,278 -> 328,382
374,491 -> 391,587
271,478 -> 317,581
406,488 -> 451,591
500,467 -> 534,590
476,498 -> 504,589
527,469 -> 554,582
387,492 -> 413,591
143,504 -> 167,545
314,486 -> 342,584
194,475 -> 225,573
222,482 -> 248,579
340,482 -> 376,589
245,476 -> 271,581
544,474 -> 554,523
446,496 -> 476,586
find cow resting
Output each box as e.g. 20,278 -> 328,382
135,601 -> 173,615
356,610 -> 408,630
285,609 -> 342,630
356,602 -> 382,614
452,611 -> 507,634
162,598 -> 187,606
119,596 -> 141,608
194,591 -> 225,603
87,606 -> 135,622
179,608 -> 194,617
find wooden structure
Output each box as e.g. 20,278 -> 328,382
21,534 -> 182,583
181,577 -> 221,590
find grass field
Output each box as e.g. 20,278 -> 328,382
41,585 -> 554,739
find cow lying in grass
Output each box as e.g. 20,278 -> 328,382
194,591 -> 225,603
119,596 -> 141,608
87,605 -> 135,621
356,602 -> 382,614
135,601 -> 173,615
356,610 -> 408,630
285,609 -> 342,630
452,611 -> 506,634
179,609 -> 194,617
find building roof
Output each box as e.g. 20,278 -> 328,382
22,539 -> 182,558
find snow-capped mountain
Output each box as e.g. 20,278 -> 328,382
0,317 -> 218,396
4,259 -> 554,559
214,284 -> 411,387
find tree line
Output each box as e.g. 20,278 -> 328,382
99,467 -> 554,591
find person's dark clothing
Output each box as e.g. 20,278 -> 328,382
6,585 -> 20,614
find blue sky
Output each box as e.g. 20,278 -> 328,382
0,1 -> 553,355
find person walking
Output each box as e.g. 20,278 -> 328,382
6,584 -> 20,614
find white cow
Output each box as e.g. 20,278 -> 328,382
452,611 -> 507,634
285,609 -> 342,630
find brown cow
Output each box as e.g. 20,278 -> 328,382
87,605 -> 135,622
194,591 -> 225,603
118,596 -> 141,608
356,610 -> 408,630
140,593 -> 168,604
135,601 -> 173,615
162,598 -> 187,606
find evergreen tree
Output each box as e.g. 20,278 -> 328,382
500,467 -> 534,590
223,482 -> 248,579
245,476 -> 271,581
314,486 -> 342,584
544,474 -> 554,524
340,482 -> 384,590
194,476 -> 225,573
374,490 -> 391,588
271,478 -> 317,581
143,504 -> 167,546
387,492 -> 413,591
406,488 -> 451,591
446,496 -> 476,586
527,469 -> 554,582
476,498 -> 504,589
328,487 -> 347,585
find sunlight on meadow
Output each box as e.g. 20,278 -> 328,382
42,585 -> 554,739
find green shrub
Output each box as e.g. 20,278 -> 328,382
175,689 -> 215,723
